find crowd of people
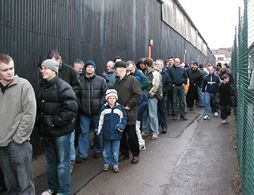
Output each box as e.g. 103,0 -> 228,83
0,52 -> 235,195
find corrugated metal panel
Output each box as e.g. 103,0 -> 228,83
0,0 -> 215,158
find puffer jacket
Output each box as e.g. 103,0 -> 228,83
79,74 -> 108,116
37,76 -> 78,139
95,103 -> 127,140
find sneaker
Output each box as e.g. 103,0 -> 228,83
226,117 -> 230,123
103,165 -> 109,172
41,189 -> 55,195
142,132 -> 148,137
222,120 -> 226,124
113,166 -> 119,173
140,145 -> 146,151
214,112 -> 218,117
70,161 -> 74,174
203,115 -> 210,120
94,153 -> 101,158
76,156 -> 87,163
151,135 -> 158,140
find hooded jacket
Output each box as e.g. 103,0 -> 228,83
37,76 -> 78,139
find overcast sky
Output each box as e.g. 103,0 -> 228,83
178,0 -> 244,50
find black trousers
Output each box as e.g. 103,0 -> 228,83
186,84 -> 197,108
120,125 -> 140,157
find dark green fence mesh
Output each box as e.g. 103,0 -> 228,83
231,0 -> 254,194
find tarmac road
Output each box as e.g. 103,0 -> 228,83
30,105 -> 238,195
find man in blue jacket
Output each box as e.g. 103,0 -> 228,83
155,59 -> 172,133
202,66 -> 221,119
167,58 -> 188,120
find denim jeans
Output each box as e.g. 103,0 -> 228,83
158,95 -> 167,129
167,90 -> 173,113
172,85 -> 186,118
103,140 -> 120,166
220,104 -> 231,120
120,125 -> 140,157
204,91 -> 216,116
70,130 -> 75,161
197,86 -> 205,106
0,141 -> 35,195
142,97 -> 159,136
45,134 -> 71,195
78,114 -> 102,158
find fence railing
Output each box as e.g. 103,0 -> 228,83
231,0 -> 254,194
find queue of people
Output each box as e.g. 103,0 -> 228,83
0,52 -> 234,195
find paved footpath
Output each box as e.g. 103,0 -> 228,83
28,105 -> 238,195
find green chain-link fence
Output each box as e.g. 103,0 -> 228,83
231,0 -> 254,194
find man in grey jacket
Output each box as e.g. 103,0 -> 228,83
0,54 -> 36,194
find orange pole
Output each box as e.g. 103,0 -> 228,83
183,53 -> 186,63
149,45 -> 151,58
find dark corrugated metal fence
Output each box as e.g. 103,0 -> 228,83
0,0 -> 215,158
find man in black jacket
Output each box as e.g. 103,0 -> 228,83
167,58 -> 188,120
77,60 -> 108,163
186,62 -> 202,111
47,50 -> 81,96
38,59 -> 78,195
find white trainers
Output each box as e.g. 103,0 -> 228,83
222,120 -> 226,124
226,117 -> 230,123
41,189 -> 55,195
203,115 -> 210,120
214,112 -> 218,117
140,145 -> 146,151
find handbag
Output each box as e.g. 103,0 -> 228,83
230,87 -> 237,107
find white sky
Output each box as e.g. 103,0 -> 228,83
178,0 -> 244,50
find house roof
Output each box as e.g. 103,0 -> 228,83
212,50 -> 231,58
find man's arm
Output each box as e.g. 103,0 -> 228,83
13,81 -> 36,144
53,84 -> 78,127
71,69 -> 81,95
163,72 -> 172,94
100,78 -> 108,106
